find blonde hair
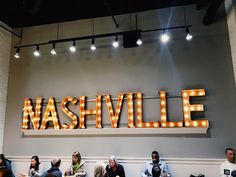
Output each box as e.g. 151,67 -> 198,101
94,161 -> 105,177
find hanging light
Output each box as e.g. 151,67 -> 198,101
50,43 -> 57,55
33,45 -> 40,57
112,36 -> 119,48
90,38 -> 96,51
160,30 -> 170,43
14,47 -> 20,59
185,27 -> 193,41
136,33 -> 142,45
69,41 -> 76,52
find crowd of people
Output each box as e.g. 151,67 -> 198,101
0,148 -> 235,177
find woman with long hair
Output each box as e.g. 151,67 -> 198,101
28,156 -> 44,177
64,151 -> 86,176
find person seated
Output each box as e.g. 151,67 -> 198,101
26,155 -> 44,177
220,148 -> 236,177
64,151 -> 86,177
0,166 -> 14,177
0,154 -> 12,172
41,157 -> 62,177
94,161 -> 106,177
105,155 -> 125,177
141,151 -> 171,177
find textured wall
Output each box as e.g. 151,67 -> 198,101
0,22 -> 11,152
4,5 -> 236,160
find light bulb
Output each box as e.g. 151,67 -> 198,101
69,41 -> 76,52
33,45 -> 40,57
136,38 -> 142,45
160,32 -> 170,43
186,33 -> 193,41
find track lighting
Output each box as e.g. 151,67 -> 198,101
15,25 -> 193,57
69,41 -> 76,52
14,47 -> 20,59
50,43 -> 57,55
33,45 -> 40,57
112,36 -> 119,48
136,33 -> 142,45
90,38 -> 96,51
185,27 -> 193,41
160,30 -> 170,43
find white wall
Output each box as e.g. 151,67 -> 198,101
9,156 -> 223,177
0,21 -> 11,152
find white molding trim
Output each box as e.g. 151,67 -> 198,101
21,127 -> 208,136
7,156 -> 224,164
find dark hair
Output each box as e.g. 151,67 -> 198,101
151,151 -> 159,157
225,148 -> 235,154
0,167 -> 13,177
30,156 -> 40,171
0,154 -> 7,166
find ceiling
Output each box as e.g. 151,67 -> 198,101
0,0 -> 222,28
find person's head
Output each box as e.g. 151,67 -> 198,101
94,161 -> 105,177
0,167 -> 13,177
225,148 -> 235,163
30,156 -> 40,170
51,157 -> 61,168
0,154 -> 6,165
109,155 -> 118,168
72,151 -> 81,165
151,151 -> 159,164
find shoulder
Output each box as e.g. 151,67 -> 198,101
79,161 -> 85,167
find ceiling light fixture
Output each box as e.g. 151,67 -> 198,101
50,43 -> 57,55
136,33 -> 142,45
112,36 -> 119,48
69,41 -> 76,52
90,38 -> 96,51
14,47 -> 20,59
185,27 -> 193,41
33,45 -> 40,57
160,30 -> 170,43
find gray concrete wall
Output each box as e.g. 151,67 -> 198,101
0,22 -> 11,152
3,5 -> 236,159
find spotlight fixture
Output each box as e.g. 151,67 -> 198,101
185,27 -> 193,41
136,33 -> 142,45
33,45 -> 40,57
69,41 -> 76,52
14,47 -> 20,59
50,43 -> 57,55
112,36 -> 119,48
160,30 -> 170,43
90,38 -> 96,51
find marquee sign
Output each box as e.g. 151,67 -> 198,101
21,89 -> 208,131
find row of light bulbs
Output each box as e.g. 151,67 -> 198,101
14,27 -> 193,59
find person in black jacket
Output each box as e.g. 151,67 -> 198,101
41,158 -> 62,177
105,155 -> 125,177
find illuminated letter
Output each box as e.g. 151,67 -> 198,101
105,94 -> 124,128
181,89 -> 208,127
79,96 -> 102,129
40,97 -> 60,129
61,96 -> 78,129
160,91 -> 183,128
22,98 -> 42,130
127,93 -> 135,128
136,92 -> 160,128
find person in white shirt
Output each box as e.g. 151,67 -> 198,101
220,148 -> 236,177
